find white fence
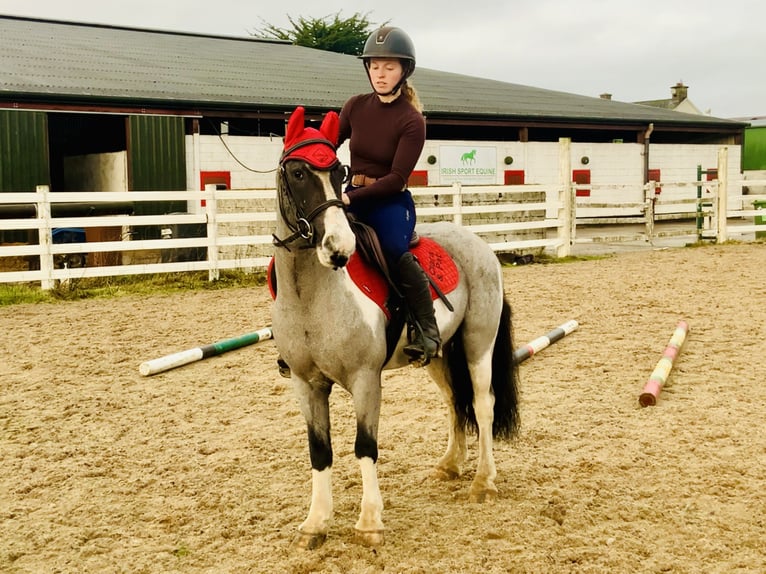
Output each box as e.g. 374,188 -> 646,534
2,150 -> 765,290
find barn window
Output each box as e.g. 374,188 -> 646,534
200,171 -> 231,206
648,169 -> 662,194
504,170 -> 525,185
572,169 -> 591,197
408,170 -> 428,187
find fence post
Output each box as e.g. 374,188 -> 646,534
36,185 -> 54,290
644,181 -> 656,243
716,147 -> 728,244
452,181 -> 462,227
556,137 -> 572,257
205,184 -> 220,281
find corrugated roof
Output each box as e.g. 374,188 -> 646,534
0,15 -> 746,130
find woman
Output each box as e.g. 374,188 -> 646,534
338,26 -> 440,365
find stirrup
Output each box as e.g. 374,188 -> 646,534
277,357 -> 291,378
403,336 -> 439,367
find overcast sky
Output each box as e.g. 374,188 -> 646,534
3,0 -> 763,119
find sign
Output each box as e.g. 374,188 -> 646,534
438,145 -> 497,184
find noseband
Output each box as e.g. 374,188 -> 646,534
273,138 -> 346,250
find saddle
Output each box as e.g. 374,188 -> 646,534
268,224 -> 459,363
346,216 -> 456,315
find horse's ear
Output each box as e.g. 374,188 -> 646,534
320,111 -> 340,146
284,106 -> 306,148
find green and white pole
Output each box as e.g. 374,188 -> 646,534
139,327 -> 273,376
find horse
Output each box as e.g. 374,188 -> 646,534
271,106 -> 520,549
461,149 -> 477,164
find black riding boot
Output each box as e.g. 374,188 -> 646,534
397,252 -> 441,365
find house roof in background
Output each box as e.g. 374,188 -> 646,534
733,116 -> 766,127
0,15 -> 747,131
634,99 -> 678,111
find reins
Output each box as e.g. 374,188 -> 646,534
273,138 -> 345,251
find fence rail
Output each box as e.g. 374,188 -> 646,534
2,151 -> 765,289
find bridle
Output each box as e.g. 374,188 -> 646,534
273,138 -> 346,250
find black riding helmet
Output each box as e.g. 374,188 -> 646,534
359,27 -> 416,95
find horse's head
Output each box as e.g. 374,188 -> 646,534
276,106 -> 355,269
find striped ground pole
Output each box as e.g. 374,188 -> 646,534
513,320 -> 579,364
139,327 -> 273,376
639,320 -> 689,407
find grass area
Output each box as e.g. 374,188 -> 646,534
531,252 -> 612,264
0,270 -> 267,306
3,239 -> 758,305
497,251 -> 611,267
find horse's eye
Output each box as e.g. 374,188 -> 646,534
292,169 -> 304,180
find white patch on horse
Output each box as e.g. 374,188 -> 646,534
316,171 -> 355,269
355,457 -> 384,533
341,268 -> 385,333
299,467 -> 333,535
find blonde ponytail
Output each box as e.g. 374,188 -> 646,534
402,82 -> 423,114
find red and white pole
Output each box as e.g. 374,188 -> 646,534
639,320 -> 689,407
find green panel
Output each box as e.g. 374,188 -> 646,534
0,110 -> 50,192
128,115 -> 186,215
743,127 -> 766,171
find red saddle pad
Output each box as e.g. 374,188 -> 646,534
268,236 -> 460,319
346,236 -> 459,319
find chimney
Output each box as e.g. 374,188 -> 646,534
671,81 -> 688,103
599,93 -> 612,100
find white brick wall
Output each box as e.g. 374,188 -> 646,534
187,134 -> 741,195
185,134 -> 743,245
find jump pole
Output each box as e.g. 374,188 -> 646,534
639,320 -> 689,407
139,327 -> 273,376
513,320 -> 579,364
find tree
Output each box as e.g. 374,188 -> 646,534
251,12 -> 387,56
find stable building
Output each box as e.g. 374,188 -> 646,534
0,14 -> 749,243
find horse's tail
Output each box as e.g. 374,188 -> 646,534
446,297 -> 520,440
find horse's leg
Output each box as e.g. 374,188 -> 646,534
350,372 -> 385,547
427,357 -> 467,480
467,351 -> 498,502
292,377 -> 334,550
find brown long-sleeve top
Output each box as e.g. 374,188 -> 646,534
338,92 -> 425,202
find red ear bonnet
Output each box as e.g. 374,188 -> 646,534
281,106 -> 339,168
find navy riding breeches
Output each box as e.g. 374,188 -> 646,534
346,188 -> 416,263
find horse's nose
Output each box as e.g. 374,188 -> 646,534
321,226 -> 355,267
330,253 -> 349,269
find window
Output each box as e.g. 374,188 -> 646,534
200,171 -> 231,206
504,170 -> 525,185
408,170 -> 428,187
572,169 -> 591,197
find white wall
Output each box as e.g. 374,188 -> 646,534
185,134 -> 285,190
186,133 -> 743,215
63,151 -> 128,192
650,144 -> 742,213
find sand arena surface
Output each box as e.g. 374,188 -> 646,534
1,243 -> 765,573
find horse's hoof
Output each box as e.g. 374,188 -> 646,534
431,466 -> 460,481
354,529 -> 385,547
469,487 -> 498,503
291,531 -> 327,550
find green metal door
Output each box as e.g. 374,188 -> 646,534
0,110 -> 50,192
127,115 -> 187,215
743,127 -> 766,171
